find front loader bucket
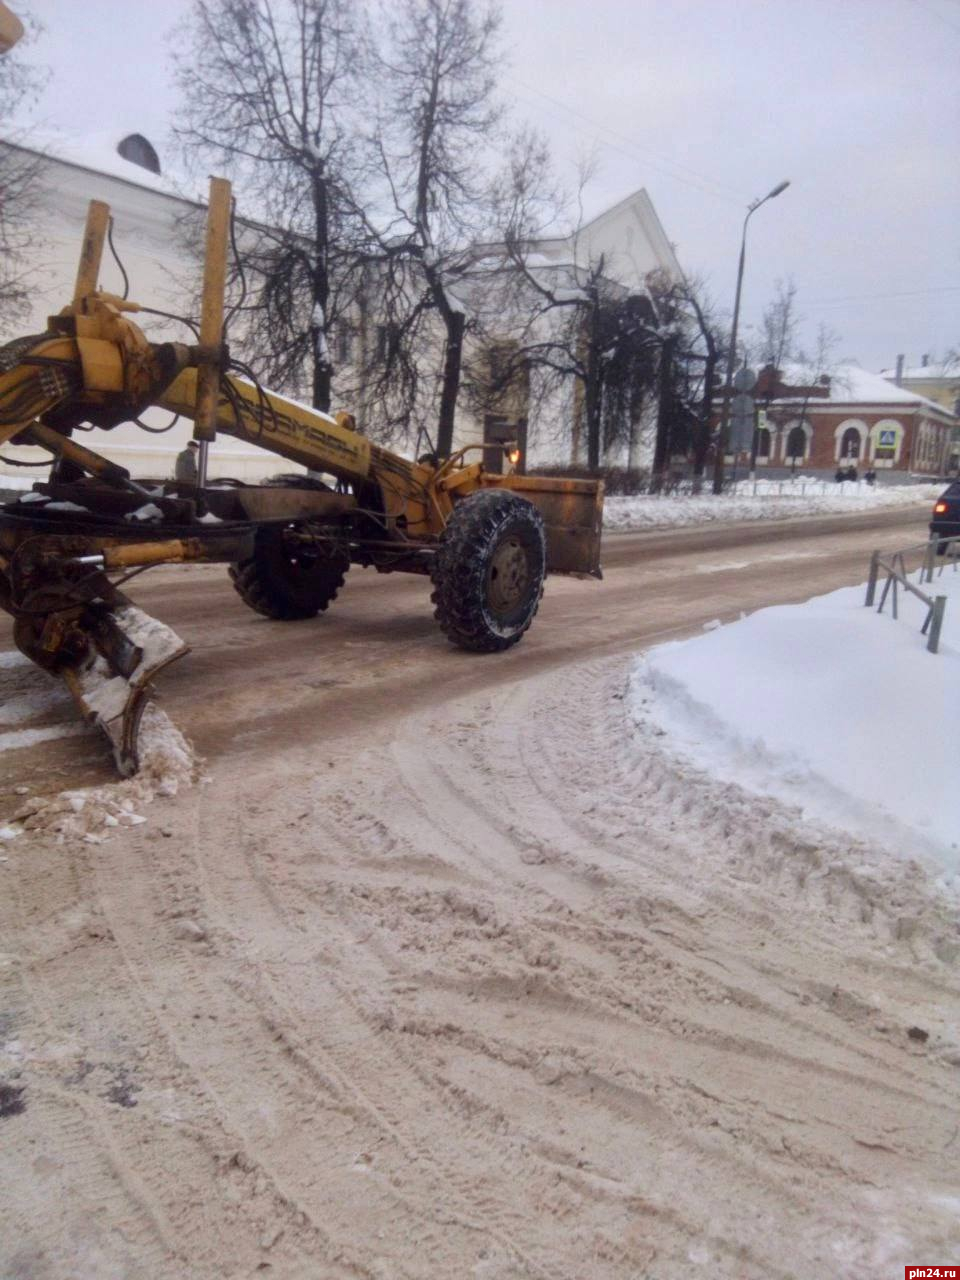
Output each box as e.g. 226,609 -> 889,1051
487,473 -> 605,577
57,604 -> 188,777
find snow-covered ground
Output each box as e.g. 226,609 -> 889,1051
630,557 -> 960,880
605,480 -> 941,531
2,537 -> 959,1276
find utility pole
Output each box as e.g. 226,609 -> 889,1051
712,180 -> 791,495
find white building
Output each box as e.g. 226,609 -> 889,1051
0,133 -> 681,483
0,132 -> 287,483
508,188 -> 681,294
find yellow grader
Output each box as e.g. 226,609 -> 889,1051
0,178 -> 603,774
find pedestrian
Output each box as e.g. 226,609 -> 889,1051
174,439 -> 199,485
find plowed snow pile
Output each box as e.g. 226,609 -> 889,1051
631,560 -> 960,878
605,480 -> 940,530
0,650 -> 198,842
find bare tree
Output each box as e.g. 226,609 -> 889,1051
756,276 -> 800,374
744,276 -> 801,472
786,321 -> 842,469
172,0 -> 367,412
484,146 -> 666,472
0,7 -> 47,332
363,0 -> 502,455
645,272 -> 725,485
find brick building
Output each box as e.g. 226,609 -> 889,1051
746,363 -> 957,476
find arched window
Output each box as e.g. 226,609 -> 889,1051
834,418 -> 866,462
786,424 -> 807,460
840,426 -> 861,460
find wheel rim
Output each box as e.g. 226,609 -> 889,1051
486,535 -> 530,616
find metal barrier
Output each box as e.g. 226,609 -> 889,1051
864,536 -> 958,654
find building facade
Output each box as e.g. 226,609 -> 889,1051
878,356 -> 960,417
745,363 -> 957,476
0,133 -> 682,485
0,133 -> 297,483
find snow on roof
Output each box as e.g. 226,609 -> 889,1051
878,362 -> 960,382
776,362 -> 954,416
20,127 -> 200,202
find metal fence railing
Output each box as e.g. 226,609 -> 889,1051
865,536 -> 959,654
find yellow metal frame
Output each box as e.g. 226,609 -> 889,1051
0,179 -> 603,573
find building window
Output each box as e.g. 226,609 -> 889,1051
840,426 -> 861,460
870,419 -> 902,465
375,322 -> 401,364
335,324 -> 353,365
756,427 -> 771,458
834,418 -> 867,462
786,424 -> 807,461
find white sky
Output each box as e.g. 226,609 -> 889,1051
16,0 -> 960,372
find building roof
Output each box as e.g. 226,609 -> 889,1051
878,361 -> 960,382
774,363 -> 956,418
7,127 -> 201,202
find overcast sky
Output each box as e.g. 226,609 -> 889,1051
18,0 -> 960,372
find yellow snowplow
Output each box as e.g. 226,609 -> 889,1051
0,179 -> 603,774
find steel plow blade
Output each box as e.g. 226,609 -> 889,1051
59,604 -> 189,777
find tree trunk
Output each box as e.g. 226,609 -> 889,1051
692,347 -> 717,479
651,334 -> 676,493
311,168 -> 331,414
585,298 -> 602,472
436,309 -> 465,458
584,373 -> 601,472
312,351 -> 332,415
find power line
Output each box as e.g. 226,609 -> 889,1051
805,285 -> 960,309
506,76 -> 748,208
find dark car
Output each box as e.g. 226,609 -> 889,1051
930,479 -> 960,552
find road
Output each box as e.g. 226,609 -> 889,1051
3,502 -> 959,1279
0,504 -> 932,796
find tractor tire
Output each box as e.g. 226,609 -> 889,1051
430,489 -> 546,652
230,526 -> 348,621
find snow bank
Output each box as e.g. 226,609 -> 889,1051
630,561 -> 960,878
606,481 -> 941,532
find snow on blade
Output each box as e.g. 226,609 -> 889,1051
629,567 -> 960,877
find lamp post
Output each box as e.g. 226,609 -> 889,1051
712,180 -> 790,495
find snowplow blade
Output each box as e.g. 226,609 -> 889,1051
57,604 -> 189,777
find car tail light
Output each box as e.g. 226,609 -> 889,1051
935,502 -> 949,513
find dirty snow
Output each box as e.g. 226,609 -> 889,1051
605,480 -> 941,531
631,560 -> 960,876
0,722 -> 88,753
8,703 -> 198,841
0,623 -> 198,842
2,531 -> 959,1277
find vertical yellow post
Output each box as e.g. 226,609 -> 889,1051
72,200 -> 110,311
193,178 -> 232,466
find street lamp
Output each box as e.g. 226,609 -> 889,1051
712,179 -> 791,495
